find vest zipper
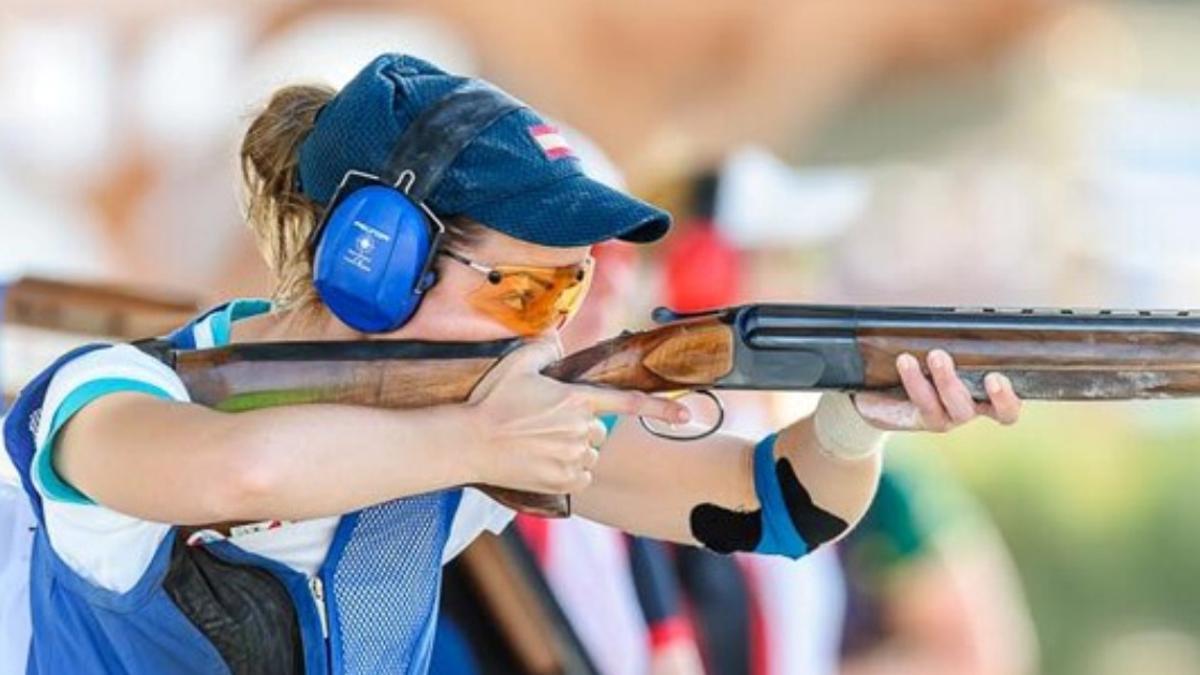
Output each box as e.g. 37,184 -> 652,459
308,576 -> 329,640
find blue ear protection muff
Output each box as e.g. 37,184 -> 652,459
308,87 -> 522,333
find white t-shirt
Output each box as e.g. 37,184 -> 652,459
30,300 -> 512,594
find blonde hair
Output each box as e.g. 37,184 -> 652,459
241,84 -> 334,310
239,84 -> 486,313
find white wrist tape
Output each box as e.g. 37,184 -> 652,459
813,393 -> 887,461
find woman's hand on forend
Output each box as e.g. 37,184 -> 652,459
854,349 -> 1023,432
464,339 -> 690,494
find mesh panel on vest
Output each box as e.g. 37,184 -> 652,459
331,491 -> 456,674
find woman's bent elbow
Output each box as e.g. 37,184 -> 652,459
818,454 -> 884,547
194,431 -> 286,523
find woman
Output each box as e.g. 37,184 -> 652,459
4,54 -> 1022,674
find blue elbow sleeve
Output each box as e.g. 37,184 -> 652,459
689,433 -> 849,559
751,434 -> 811,558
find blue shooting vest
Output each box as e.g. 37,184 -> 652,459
4,306 -> 463,674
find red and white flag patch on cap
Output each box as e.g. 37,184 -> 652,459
529,124 -> 574,160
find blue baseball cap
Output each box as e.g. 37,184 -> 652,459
297,54 -> 671,247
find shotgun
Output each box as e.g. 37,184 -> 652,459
139,302 -> 1200,518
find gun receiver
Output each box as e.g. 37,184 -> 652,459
161,302 -> 1200,518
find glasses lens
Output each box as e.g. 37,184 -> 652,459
467,259 -> 593,335
553,259 -> 593,320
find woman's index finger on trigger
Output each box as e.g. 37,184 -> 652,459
582,387 -> 690,424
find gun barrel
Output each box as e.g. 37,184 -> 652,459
727,304 -> 1200,400
740,303 -> 1200,334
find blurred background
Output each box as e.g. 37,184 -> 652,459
2,1 -> 1199,674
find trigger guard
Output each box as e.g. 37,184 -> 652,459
638,389 -> 725,441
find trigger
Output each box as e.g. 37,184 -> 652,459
637,389 -> 725,442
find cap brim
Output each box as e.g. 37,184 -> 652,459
461,173 -> 672,247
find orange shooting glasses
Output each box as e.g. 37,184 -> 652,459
440,249 -> 594,335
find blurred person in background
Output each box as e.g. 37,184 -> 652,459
685,147 -> 1043,675
505,240 -> 705,675
656,173 -> 848,675
667,166 -> 1039,675
838,455 -> 1038,675
430,134 -> 704,675
2,53 -> 1022,674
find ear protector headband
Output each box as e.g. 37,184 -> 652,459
309,86 -> 522,333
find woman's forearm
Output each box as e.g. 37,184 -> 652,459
578,350 -> 1024,554
212,403 -> 481,522
571,426 -> 759,544
56,393 -> 481,525
573,413 -> 882,550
